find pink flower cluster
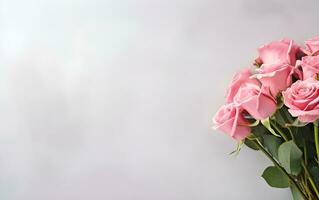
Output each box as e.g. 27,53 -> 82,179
213,36 -> 319,140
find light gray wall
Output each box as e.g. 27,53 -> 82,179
0,0 -> 318,199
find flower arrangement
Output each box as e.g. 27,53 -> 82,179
213,37 -> 319,200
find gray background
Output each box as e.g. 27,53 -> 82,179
0,0 -> 318,199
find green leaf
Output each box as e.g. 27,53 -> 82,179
263,135 -> 282,159
262,166 -> 290,188
272,106 -> 307,128
261,118 -> 280,137
290,127 -> 304,147
272,106 -> 295,128
278,141 -> 303,176
272,109 -> 286,128
290,184 -> 304,200
280,106 -> 295,124
251,124 -> 268,138
244,139 -> 259,151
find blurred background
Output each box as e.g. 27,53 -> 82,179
0,0 -> 318,199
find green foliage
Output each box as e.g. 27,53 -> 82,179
261,118 -> 280,137
286,119 -> 309,128
290,184 -> 305,200
239,105 -> 319,198
262,166 -> 290,188
244,139 -> 259,151
272,106 -> 295,127
251,124 -> 269,138
310,166 -> 319,187
263,135 -> 282,159
278,141 -> 303,176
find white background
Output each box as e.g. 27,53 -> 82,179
0,0 -> 318,199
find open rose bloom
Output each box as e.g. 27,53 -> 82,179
213,37 -> 319,199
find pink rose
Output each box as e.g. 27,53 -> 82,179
224,67 -> 277,120
300,55 -> 319,79
302,36 -> 319,56
225,67 -> 259,103
283,78 -> 319,123
213,104 -> 250,140
233,83 -> 277,120
258,39 -> 300,65
255,63 -> 294,97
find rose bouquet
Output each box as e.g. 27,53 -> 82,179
213,37 -> 319,200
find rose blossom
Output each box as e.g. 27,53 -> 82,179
233,82 -> 277,120
258,39 -> 299,65
300,55 -> 319,79
213,104 -> 250,140
255,63 -> 294,97
283,78 -> 319,123
225,67 -> 277,120
225,67 -> 259,103
302,36 -> 319,56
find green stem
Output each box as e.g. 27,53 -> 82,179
252,139 -> 308,200
302,161 -> 319,199
287,127 -> 295,142
303,140 -> 311,199
314,122 -> 319,163
302,175 -> 312,200
271,122 -> 289,141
